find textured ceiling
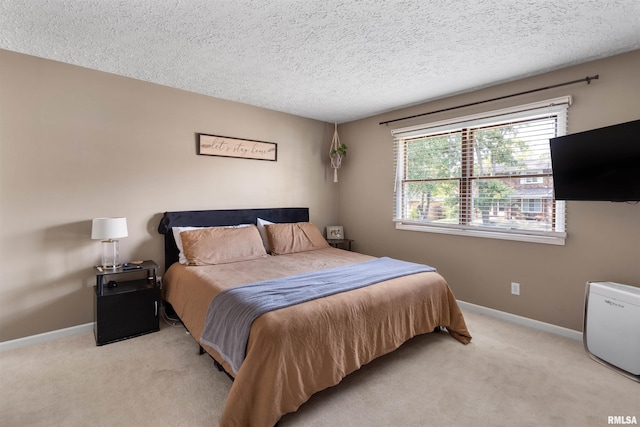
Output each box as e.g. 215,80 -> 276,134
1,1 -> 639,123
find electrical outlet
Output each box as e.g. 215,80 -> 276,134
511,282 -> 520,295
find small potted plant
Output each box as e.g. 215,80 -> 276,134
330,124 -> 347,182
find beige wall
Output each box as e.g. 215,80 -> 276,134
0,49 -> 338,342
2,48 -> 638,342
337,50 -> 640,332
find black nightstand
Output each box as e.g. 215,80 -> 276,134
94,260 -> 160,346
327,239 -> 354,251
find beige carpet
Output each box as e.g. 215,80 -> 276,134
1,310 -> 638,427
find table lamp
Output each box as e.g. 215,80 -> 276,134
92,217 -> 128,269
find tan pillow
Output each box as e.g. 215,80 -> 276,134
180,225 -> 268,265
265,222 -> 329,255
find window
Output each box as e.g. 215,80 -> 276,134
393,97 -> 569,245
521,198 -> 542,214
520,175 -> 543,185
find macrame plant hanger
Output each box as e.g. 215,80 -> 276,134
329,123 -> 342,183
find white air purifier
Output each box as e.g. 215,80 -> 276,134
583,281 -> 640,382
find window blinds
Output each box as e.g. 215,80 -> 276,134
392,97 -> 570,242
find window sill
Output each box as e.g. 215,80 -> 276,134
395,222 -> 566,245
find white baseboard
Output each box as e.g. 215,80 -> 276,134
0,302 -> 583,352
0,322 -> 95,352
457,300 -> 583,341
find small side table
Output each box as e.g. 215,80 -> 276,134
94,260 -> 160,345
327,239 -> 354,251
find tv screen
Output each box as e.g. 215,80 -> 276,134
550,119 -> 640,202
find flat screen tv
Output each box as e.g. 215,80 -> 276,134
550,119 -> 640,202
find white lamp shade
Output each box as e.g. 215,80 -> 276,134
91,217 -> 128,240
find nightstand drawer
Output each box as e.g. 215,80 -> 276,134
94,285 -> 159,345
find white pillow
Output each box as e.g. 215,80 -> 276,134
172,224 -> 250,265
256,218 -> 274,253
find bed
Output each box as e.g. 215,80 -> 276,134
157,207 -> 471,426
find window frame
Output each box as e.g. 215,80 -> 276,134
522,198 -> 543,214
392,97 -> 570,245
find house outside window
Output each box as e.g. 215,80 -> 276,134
392,97 -> 569,245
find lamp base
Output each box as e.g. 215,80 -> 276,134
101,239 -> 121,270
101,263 -> 122,270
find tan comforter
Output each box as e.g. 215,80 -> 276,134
163,247 -> 471,426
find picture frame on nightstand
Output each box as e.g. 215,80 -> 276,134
326,225 -> 344,240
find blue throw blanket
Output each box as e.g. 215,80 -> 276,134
200,257 -> 436,374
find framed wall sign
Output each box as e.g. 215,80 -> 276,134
197,133 -> 277,161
